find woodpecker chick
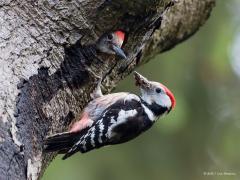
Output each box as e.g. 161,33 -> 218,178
44,72 -> 175,160
96,31 -> 127,59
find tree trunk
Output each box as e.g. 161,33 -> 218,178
0,0 -> 214,179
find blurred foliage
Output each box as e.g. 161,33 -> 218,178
43,1 -> 240,180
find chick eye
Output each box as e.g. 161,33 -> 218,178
155,88 -> 162,93
107,34 -> 113,40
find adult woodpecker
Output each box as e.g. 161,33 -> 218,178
44,72 -> 176,160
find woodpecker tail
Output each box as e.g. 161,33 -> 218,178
61,130 -> 104,160
44,132 -> 80,153
61,136 -> 87,160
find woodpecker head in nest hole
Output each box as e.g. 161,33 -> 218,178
96,30 -> 127,59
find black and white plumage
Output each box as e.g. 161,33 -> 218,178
44,72 -> 176,160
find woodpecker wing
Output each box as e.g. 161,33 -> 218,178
70,92 -> 139,133
85,92 -> 138,121
63,95 -> 154,160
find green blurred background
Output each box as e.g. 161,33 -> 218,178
43,1 -> 240,180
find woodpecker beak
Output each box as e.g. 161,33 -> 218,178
133,71 -> 150,89
112,45 -> 127,59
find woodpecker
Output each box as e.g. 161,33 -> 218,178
96,30 -> 127,59
44,72 -> 176,160
55,30 -> 127,88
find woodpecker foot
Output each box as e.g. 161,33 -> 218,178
91,76 -> 103,99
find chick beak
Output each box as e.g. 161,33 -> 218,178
112,45 -> 127,59
133,71 -> 151,89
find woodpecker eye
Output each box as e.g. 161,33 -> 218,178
107,34 -> 113,40
155,88 -> 162,93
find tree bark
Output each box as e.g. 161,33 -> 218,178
0,0 -> 214,179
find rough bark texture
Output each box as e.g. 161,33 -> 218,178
0,0 -> 214,179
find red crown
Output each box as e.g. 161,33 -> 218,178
114,31 -> 125,41
159,83 -> 176,109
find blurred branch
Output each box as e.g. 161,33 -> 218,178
0,0 -> 214,179
142,0 -> 215,61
